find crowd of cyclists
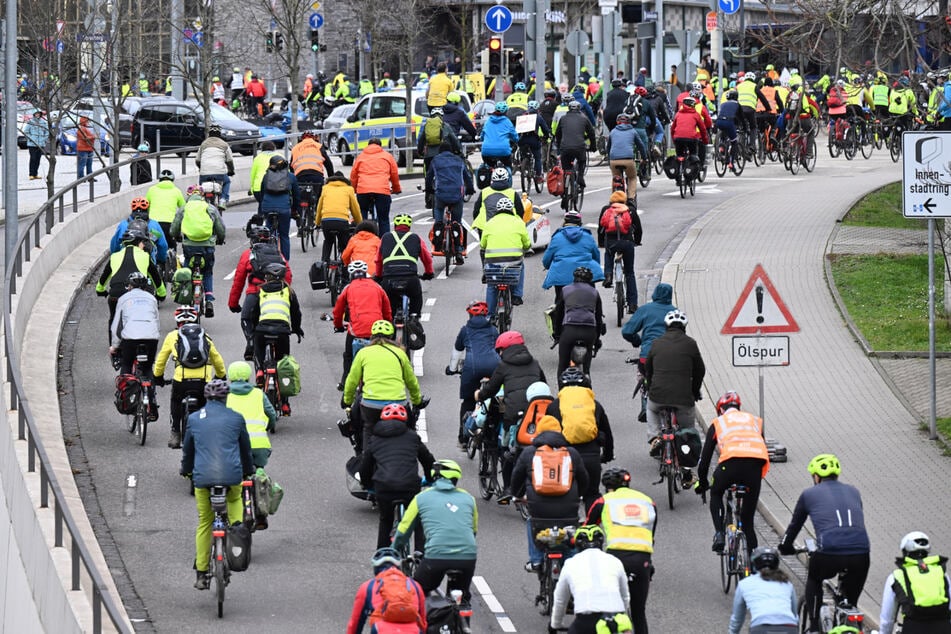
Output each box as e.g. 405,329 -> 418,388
88,57 -> 951,633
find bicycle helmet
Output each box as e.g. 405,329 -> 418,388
204,378 -> 230,400
126,271 -> 150,291
561,93 -> 573,104
122,227 -> 151,245
715,391 -> 741,415
765,64 -> 775,71
347,260 -> 368,278
664,309 -> 688,327
573,266 -> 593,283
248,225 -> 271,244
447,92 -> 462,103
836,79 -> 846,86
429,107 -> 443,116
129,196 -> 150,213
745,72 -> 756,82
899,76 -> 910,87
263,262 -> 286,281
491,167 -> 511,184
514,82 -> 527,92
635,86 -> 648,97
379,403 -> 408,422
682,97 -> 697,107
544,89 -> 557,99
174,305 -> 199,324
526,381 -> 552,401
601,466 -> 632,490
611,79 -> 624,88
564,210 -> 582,225
560,366 -> 590,388
494,197 -> 515,214
159,169 -> 175,182
431,458 -> 462,484
527,100 -> 539,111
393,213 -> 413,227
750,546 -> 781,572
186,184 -> 202,197
227,361 -> 253,382
572,524 -> 605,551
727,90 -> 738,101
807,453 -> 841,478
371,547 -> 401,573
568,100 -> 582,111
495,330 -> 524,352
268,155 -> 288,170
371,319 -> 396,338
207,123 -> 222,136
900,531 -> 931,558
466,300 -> 489,316
494,101 -> 508,114
300,130 -> 315,140
616,113 -> 631,125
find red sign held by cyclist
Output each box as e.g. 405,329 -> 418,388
721,264 -> 799,334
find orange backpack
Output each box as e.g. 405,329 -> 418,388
517,397 -> 554,446
531,445 -> 574,496
369,567 -> 420,626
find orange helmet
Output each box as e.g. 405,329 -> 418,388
130,197 -> 150,211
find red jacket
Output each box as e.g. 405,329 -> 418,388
346,569 -> 427,634
245,79 -> 267,98
333,277 -> 392,337
671,106 -> 709,144
228,249 -> 293,310
76,118 -> 96,152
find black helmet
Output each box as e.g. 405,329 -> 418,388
248,225 -> 271,244
208,123 -> 222,136
126,271 -> 151,291
122,227 -> 150,245
611,78 -> 623,88
560,366 -> 590,388
269,155 -> 288,170
750,547 -> 780,572
572,525 -> 605,551
601,466 -> 631,490
573,266 -> 593,283
263,262 -> 286,280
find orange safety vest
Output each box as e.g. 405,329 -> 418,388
702,83 -> 715,104
290,140 -> 326,175
712,410 -> 770,477
756,86 -> 778,113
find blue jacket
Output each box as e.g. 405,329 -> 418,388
622,283 -> 675,358
455,316 -> 501,393
541,226 -> 604,289
480,113 -> 518,157
260,169 -> 300,212
571,89 -> 596,125
781,479 -> 870,555
729,573 -> 798,634
110,217 -> 169,264
429,151 -> 473,204
607,123 -> 637,160
180,400 -> 253,488
24,118 -> 49,148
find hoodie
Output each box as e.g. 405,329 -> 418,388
454,315 -> 501,389
479,113 -> 519,157
477,344 -> 546,425
622,283 -> 675,358
511,429 -> 589,517
607,122 -> 638,160
542,225 -> 605,289
441,102 -> 477,138
359,418 -> 434,493
316,174 -> 362,223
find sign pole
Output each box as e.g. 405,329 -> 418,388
929,218 -> 937,439
758,335 -> 765,430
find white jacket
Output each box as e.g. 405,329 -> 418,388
196,137 -> 234,176
110,289 -> 160,346
550,548 -> 630,629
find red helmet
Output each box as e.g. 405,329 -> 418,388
495,330 -> 524,352
466,300 -> 489,316
634,86 -> 648,96
380,403 -> 408,422
716,391 -> 741,415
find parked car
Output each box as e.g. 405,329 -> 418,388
54,112 -> 114,157
130,98 -> 261,154
16,101 -> 39,148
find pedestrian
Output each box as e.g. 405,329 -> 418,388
25,110 -> 49,180
130,143 -> 153,186
76,116 -> 96,180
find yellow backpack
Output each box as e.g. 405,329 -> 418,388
558,386 -> 598,444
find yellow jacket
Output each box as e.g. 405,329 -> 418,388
250,151 -> 277,193
316,177 -> 362,224
153,329 -> 227,382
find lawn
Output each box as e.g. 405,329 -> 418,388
842,182 -> 931,230
829,253 -> 950,352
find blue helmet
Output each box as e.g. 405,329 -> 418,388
527,100 -> 539,111
494,101 -> 508,114
515,82 -> 527,91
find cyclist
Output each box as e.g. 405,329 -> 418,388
447,301 -> 500,446
146,170 -> 185,255
315,172 -> 362,264
442,92 -> 478,140
343,319 -> 423,444
735,73 -> 768,138
539,89 -> 560,128
96,227 -> 166,341
695,391 -> 770,554
670,97 -> 709,175
428,141 -> 474,263
715,90 -> 741,166
549,267 -> 605,378
627,86 -> 657,180
598,191 -> 642,315
480,102 -> 519,169
601,79 -> 630,132
827,80 -> 849,129
290,130 -> 334,216
376,213 -> 435,323
607,113 -> 640,197
250,262 -> 304,415
228,225 -> 291,361
195,124 -> 235,207
110,272 -> 161,420
517,100 -> 552,185
180,379 -> 253,591
110,197 -> 168,270
844,76 -> 868,136
346,548 -> 428,634
170,185 -> 225,318
249,141 -> 279,209
259,155 -> 300,261
332,260 -> 392,392
729,547 -> 798,634
644,310 -> 704,487
545,367 -> 614,511
754,77 -> 783,140
509,413 -> 587,571
360,403 -> 435,550
555,100 -> 597,190
646,84 -> 673,155
417,107 -> 462,192
870,75 -> 891,121
621,282 -> 675,422
480,197 -> 530,313
225,361 -> 276,470
506,81 -> 530,110
425,62 -> 454,107
350,138 -> 399,234
888,76 -> 918,133
476,331 -> 547,502
878,532 -> 951,634
393,459 -> 478,631
585,467 -> 656,634
471,168 -> 525,238
550,525 -> 629,634
777,454 -> 871,634
153,305 -> 227,449
342,221 -> 382,277
543,211 -> 604,303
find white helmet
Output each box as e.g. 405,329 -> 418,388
900,531 -> 930,557
526,381 -> 552,401
494,197 -> 515,213
347,260 -> 369,277
491,167 -> 510,183
664,309 -> 688,327
745,72 -> 756,82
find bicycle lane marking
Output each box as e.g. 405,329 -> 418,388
471,575 -> 517,632
411,297 -> 432,440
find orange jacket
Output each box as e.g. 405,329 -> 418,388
76,118 -> 96,152
350,144 -> 401,195
342,230 -> 382,277
711,410 -> 770,477
290,139 -> 326,175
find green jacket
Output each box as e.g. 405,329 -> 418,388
394,478 -> 478,559
250,151 -> 277,193
480,211 -> 530,262
145,180 -> 186,224
170,197 -> 226,247
344,341 -> 421,405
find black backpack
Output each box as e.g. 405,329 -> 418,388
176,323 -> 210,369
624,95 -> 644,121
249,242 -> 283,281
263,169 -> 290,195
426,594 -> 465,634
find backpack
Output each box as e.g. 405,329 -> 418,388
114,374 -> 141,415
370,567 -> 421,625
405,316 -> 426,351
181,200 -> 214,241
827,87 -> 844,108
517,397 -> 554,446
424,117 -> 444,146
348,82 -> 359,99
624,95 -> 643,120
532,445 -> 574,496
275,354 -> 301,396
476,163 -> 492,189
171,267 -> 193,304
558,386 -> 598,444
249,242 -> 283,281
176,323 -> 210,369
600,203 -> 633,237
546,165 -> 565,196
263,169 -> 290,195
675,427 -> 703,467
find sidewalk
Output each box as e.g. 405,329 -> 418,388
665,164 -> 949,624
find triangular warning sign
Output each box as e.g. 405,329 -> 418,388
721,264 -> 799,334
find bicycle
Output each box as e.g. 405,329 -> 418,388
533,523 -> 576,616
675,152 -> 697,199
163,246 -> 178,284
793,538 -> 868,633
185,254 -> 206,321
126,345 -> 156,446
389,280 -> 414,351
828,118 -> 857,160
713,129 -> 745,177
323,231 -> 347,306
204,482 -> 252,618
297,183 -> 318,252
560,156 -> 584,212
855,112 -> 874,159
756,120 -> 780,164
200,180 -> 223,210
476,415 -> 504,501
887,117 -> 908,163
594,112 -> 609,167
256,333 -> 287,423
484,261 -> 521,334
719,484 -> 751,593
652,406 -> 685,510
650,134 -> 668,176
612,250 -> 625,327
435,203 -> 464,274
517,144 -> 543,194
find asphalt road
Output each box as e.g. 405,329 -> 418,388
62,155 -> 825,632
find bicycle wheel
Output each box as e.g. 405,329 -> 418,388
689,176 -> 696,197
734,532 -> 750,580
889,132 -> 901,163
752,134 -> 764,166
828,128 -> 841,158
873,122 -> 884,150
444,232 -> 453,276
714,141 -> 727,177
214,539 -> 226,618
520,159 -> 531,193
803,136 -> 817,172
328,267 -> 340,305
679,172 -> 687,198
638,161 -> 651,188
788,140 -> 801,175
576,181 -> 585,212
465,428 -> 478,460
136,397 -> 148,446
859,127 -> 873,159
766,135 -> 779,162
614,277 -> 625,327
538,563 -> 555,615
733,146 -> 746,176
478,444 -> 495,500
720,548 -> 732,593
666,464 -> 676,510
843,127 -> 857,160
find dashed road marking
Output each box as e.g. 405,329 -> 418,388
224,269 -> 236,281
123,474 -> 138,517
416,409 -> 428,443
472,575 -> 517,631
425,298 -> 437,307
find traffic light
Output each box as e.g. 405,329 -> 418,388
311,29 -> 320,52
275,32 -> 285,52
488,37 -> 502,75
266,31 -> 274,53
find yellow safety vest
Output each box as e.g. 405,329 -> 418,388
892,556 -> 951,621
601,488 -> 656,553
226,390 -> 271,449
382,231 -> 416,266
872,84 -> 890,106
259,286 -> 291,325
736,81 -> 758,109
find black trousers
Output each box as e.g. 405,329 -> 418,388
709,457 -> 765,550
557,324 -> 597,380
609,550 -> 652,634
170,379 -> 206,434
414,557 -> 477,607
382,275 -> 423,316
374,489 -> 422,551
803,552 -> 870,632
28,146 -> 43,177
240,293 -> 259,343
320,218 -> 351,262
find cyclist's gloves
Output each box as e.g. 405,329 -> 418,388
229,305 -> 241,313
96,289 -> 108,297
294,330 -> 304,343
153,376 -> 166,387
600,452 -> 614,464
215,237 -> 225,246
599,323 -> 607,336
694,480 -> 708,495
333,327 -> 346,333
694,392 -> 703,402
340,397 -> 349,410
777,542 -> 796,556
421,272 -> 434,281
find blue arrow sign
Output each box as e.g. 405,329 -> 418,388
56,39 -> 65,54
485,5 -> 513,33
309,13 -> 324,29
718,0 -> 740,15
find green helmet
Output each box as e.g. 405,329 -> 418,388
431,459 -> 462,483
572,524 -> 605,551
227,361 -> 253,382
807,453 -> 841,478
371,319 -> 395,338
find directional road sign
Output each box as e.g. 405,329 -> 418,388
902,131 -> 951,218
485,5 -> 513,33
309,13 -> 324,29
718,0 -> 740,15
732,336 -> 790,367
721,264 -> 799,334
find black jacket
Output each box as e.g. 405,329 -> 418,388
552,282 -> 603,335
602,87 -> 631,122
360,418 -> 435,494
476,344 -> 546,425
555,111 -> 596,151
545,395 -> 614,461
511,430 -> 589,519
645,325 -> 705,407
442,102 -> 477,139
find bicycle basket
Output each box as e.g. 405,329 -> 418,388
484,262 -> 522,287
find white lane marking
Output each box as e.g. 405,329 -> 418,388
224,269 -> 236,281
472,575 -> 517,631
417,409 -> 428,443
425,298 -> 437,307
412,348 -> 424,376
535,185 -> 612,210
123,474 -> 138,517
419,313 -> 431,322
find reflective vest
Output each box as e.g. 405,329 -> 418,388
382,230 -> 417,269
291,140 -> 325,175
712,410 -> 770,477
736,81 -> 758,109
226,390 -> 271,450
871,84 -> 890,106
889,88 -> 915,116
756,86 -> 778,113
138,79 -> 150,94
359,79 -> 374,96
258,286 -> 291,325
892,556 -> 951,622
600,488 -> 656,553
844,84 -> 864,106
